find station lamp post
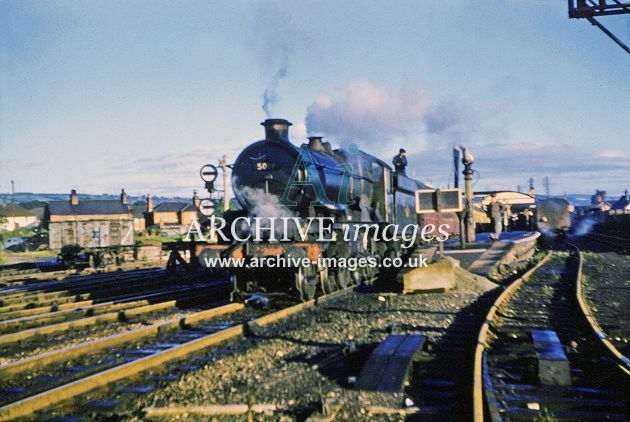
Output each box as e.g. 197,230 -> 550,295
461,147 -> 476,244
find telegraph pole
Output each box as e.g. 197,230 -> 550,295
10,180 -> 15,231
543,176 -> 550,199
218,155 -> 229,212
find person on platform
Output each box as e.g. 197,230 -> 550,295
392,148 -> 408,175
488,194 -> 505,240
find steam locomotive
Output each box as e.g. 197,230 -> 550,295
192,119 -> 459,301
536,198 -> 573,239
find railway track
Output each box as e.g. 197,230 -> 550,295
580,251 -> 630,361
0,252 -> 525,420
0,270 -> 227,336
0,300 -> 244,420
0,282 -> 233,363
27,271 -> 500,420
0,261 -> 165,286
406,284 -> 501,418
0,267 -> 238,418
474,247 -> 630,421
0,279 -> 354,420
0,267 -> 226,313
1,267 -> 166,298
5,238 -> 626,420
578,232 -> 630,253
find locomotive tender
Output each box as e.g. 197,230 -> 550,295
193,118 -> 458,300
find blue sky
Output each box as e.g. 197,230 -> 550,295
1,1 -> 629,200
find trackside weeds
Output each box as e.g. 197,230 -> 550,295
203,255 -> 430,271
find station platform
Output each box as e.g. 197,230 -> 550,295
443,231 -> 540,281
399,231 -> 541,292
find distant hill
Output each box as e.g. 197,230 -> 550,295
0,192 -> 193,206
546,194 -> 625,208
563,195 -> 592,207
0,192 -> 620,209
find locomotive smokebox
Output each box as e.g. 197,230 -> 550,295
262,118 -> 292,142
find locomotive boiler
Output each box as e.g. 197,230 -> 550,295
192,118 -> 458,301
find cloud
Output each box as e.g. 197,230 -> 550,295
98,149 -> 221,197
425,100 -> 467,135
410,142 -> 630,195
597,150 -> 630,160
305,79 -> 474,153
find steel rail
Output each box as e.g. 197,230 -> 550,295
0,301 -> 242,377
0,284 -> 228,346
472,251 -> 553,422
574,245 -> 630,376
0,286 -> 352,420
0,283 -> 216,329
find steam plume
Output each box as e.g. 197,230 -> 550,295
262,45 -> 289,117
305,79 -> 467,149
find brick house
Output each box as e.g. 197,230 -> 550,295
145,192 -> 200,228
0,202 -> 40,231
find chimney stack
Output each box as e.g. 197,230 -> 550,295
192,190 -> 201,208
147,194 -> 154,213
261,118 -> 292,142
307,136 -> 325,152
70,189 -> 79,206
120,189 -> 128,204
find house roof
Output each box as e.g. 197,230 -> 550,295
47,200 -> 131,216
128,206 -> 146,219
0,203 -> 37,218
30,207 -> 46,220
612,195 -> 630,210
153,202 -> 196,213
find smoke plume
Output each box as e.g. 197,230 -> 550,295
305,79 -> 467,150
262,45 -> 289,117
249,1 -> 298,118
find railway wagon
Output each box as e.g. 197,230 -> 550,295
190,118 -> 459,300
45,193 -> 136,267
48,219 -> 135,249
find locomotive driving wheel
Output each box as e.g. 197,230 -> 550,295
333,267 -> 352,289
319,265 -> 336,294
295,264 -> 318,301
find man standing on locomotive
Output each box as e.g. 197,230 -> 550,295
393,148 -> 408,175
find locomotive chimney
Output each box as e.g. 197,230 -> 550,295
307,136 -> 325,152
261,118 -> 292,142
70,189 -> 79,206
